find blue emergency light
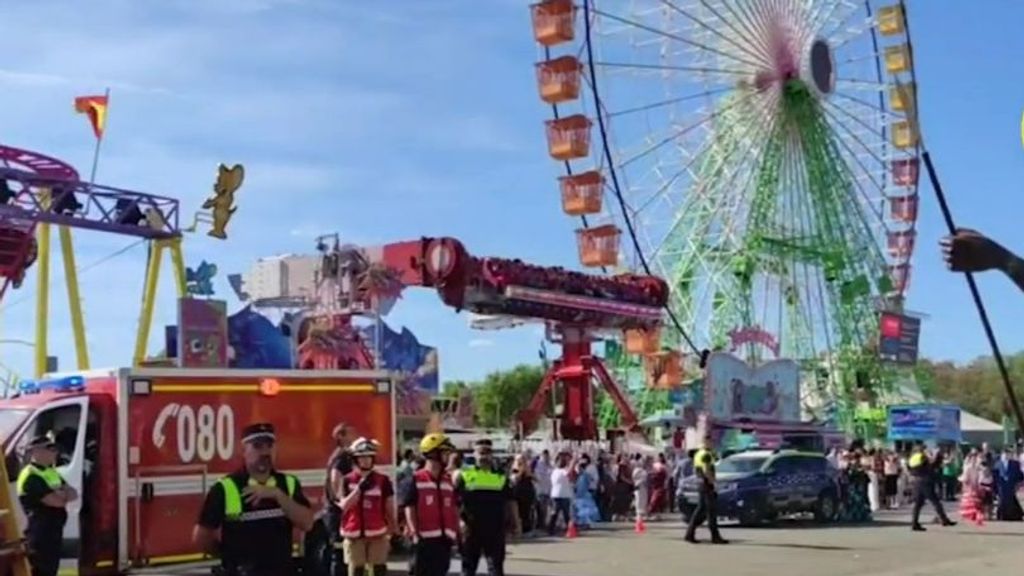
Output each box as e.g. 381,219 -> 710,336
18,375 -> 86,395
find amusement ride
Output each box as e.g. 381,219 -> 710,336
0,140 -> 240,380
530,0 -> 923,435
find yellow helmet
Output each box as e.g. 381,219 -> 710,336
419,433 -> 454,455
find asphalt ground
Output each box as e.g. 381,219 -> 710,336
386,510 -> 1024,576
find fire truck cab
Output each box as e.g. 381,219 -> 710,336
0,367 -> 396,575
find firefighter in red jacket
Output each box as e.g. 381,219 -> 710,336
399,433 -> 460,576
338,437 -> 395,576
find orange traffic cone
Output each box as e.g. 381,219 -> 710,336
565,520 -> 579,539
634,515 -> 647,534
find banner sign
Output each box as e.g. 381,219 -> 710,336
705,352 -> 801,422
887,404 -> 961,442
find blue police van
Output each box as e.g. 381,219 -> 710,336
679,449 -> 840,526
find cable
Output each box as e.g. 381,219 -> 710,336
581,0 -> 705,361
0,238 -> 146,313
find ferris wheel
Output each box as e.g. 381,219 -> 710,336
529,0 -> 921,424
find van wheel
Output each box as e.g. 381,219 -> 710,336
737,506 -> 763,527
814,491 -> 838,523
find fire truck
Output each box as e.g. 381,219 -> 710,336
0,367 -> 395,575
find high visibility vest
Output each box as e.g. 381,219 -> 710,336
16,463 -> 63,495
219,473 -> 298,522
412,468 -> 458,540
340,471 -> 389,539
460,467 -> 506,492
693,449 -> 713,476
908,452 -> 927,476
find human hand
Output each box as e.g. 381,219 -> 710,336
940,228 -> 1009,273
242,484 -> 284,506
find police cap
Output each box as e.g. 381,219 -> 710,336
26,431 -> 57,450
242,422 -> 276,444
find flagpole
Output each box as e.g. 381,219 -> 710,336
87,87 -> 110,185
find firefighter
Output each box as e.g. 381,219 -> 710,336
17,431 -> 77,576
399,433 -> 460,576
339,437 -> 395,576
684,434 -> 728,545
193,423 -> 315,576
456,439 -> 520,576
908,442 -> 956,531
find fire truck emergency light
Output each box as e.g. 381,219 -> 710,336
19,375 -> 85,395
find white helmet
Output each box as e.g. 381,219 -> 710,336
350,437 -> 379,458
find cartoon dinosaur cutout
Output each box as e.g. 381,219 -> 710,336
202,164 -> 244,240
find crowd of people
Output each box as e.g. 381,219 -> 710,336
388,437 -> 1024,539
820,442 -> 1024,523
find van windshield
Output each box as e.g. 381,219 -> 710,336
0,409 -> 30,443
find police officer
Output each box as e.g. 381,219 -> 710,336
456,439 -> 520,576
193,423 -> 315,576
908,442 -> 955,532
399,433 -> 460,576
338,437 -> 395,576
684,434 -> 727,545
17,432 -> 77,576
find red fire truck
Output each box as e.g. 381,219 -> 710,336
0,367 -> 395,575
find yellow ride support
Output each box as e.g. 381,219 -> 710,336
33,186 -> 90,377
133,236 -> 187,366
33,221 -> 50,379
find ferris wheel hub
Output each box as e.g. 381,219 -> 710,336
806,38 -> 837,96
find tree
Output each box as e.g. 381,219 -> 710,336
918,352 -> 1024,424
441,364 -> 546,428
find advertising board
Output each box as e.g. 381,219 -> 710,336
887,403 -> 961,442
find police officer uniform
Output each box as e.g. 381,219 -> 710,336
908,445 -> 954,531
399,433 -> 460,576
17,432 -> 73,576
455,440 -> 518,576
684,443 -> 727,544
196,423 -> 311,576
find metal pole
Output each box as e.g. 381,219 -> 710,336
920,151 -> 1024,437
87,88 -> 110,185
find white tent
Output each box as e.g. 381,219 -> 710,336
959,409 -> 1005,446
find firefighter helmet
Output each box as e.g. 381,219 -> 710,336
419,433 -> 455,456
350,437 -> 379,457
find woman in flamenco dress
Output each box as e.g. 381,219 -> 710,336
958,450 -> 985,526
573,459 -> 601,528
647,454 -> 669,520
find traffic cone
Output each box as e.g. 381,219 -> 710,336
565,520 -> 578,539
634,515 -> 646,534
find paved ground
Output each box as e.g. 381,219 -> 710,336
392,511 -> 1024,576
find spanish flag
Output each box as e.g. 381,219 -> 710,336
74,94 -> 109,139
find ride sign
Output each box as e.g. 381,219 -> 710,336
705,352 -> 800,422
152,403 -> 236,464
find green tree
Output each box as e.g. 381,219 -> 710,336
442,364 -> 546,428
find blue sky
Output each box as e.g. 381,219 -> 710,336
0,1 -> 1023,385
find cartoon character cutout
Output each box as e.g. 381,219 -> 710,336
731,378 -> 745,414
762,381 -> 779,416
202,164 -> 245,240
